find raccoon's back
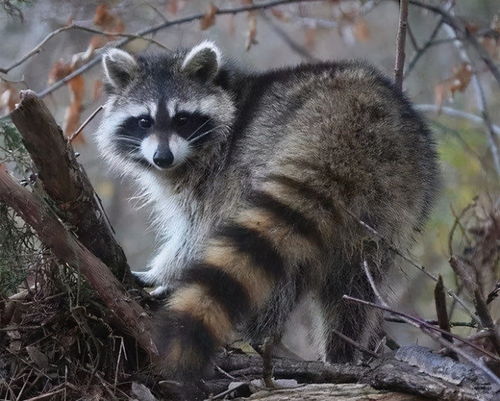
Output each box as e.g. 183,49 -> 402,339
229,61 -> 438,248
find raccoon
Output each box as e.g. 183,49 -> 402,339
96,41 -> 439,377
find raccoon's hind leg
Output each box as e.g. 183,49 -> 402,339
318,255 -> 386,364
152,188 -> 324,378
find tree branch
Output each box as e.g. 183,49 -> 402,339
415,104 -> 500,136
214,352 -> 498,401
34,0 -> 323,99
0,167 -> 157,357
394,0 -> 409,89
10,90 -> 130,280
408,0 -> 500,86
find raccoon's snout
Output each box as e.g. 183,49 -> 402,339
153,148 -> 174,168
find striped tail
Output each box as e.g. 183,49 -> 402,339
154,178 -> 329,378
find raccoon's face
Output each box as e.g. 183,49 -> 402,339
97,41 -> 235,173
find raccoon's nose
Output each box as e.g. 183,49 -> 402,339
153,149 -> 174,168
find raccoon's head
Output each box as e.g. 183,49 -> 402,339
96,41 -> 235,175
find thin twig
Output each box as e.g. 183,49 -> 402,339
0,24 -> 166,76
361,261 -> 499,366
260,12 -> 318,61
408,0 -> 500,86
416,104 -> 500,136
330,327 -> 379,358
384,317 -> 477,328
343,295 -> 500,385
68,105 -> 103,143
394,0 -> 409,89
35,0 -> 323,99
437,2 -> 500,176
0,25 -> 73,74
342,206 -> 479,324
404,19 -> 443,78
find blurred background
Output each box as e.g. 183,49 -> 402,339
1,0 -> 499,356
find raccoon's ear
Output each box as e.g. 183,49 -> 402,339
181,41 -> 221,82
102,48 -> 138,91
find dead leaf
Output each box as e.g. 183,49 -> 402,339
271,8 -> 289,22
0,83 -> 19,116
354,18 -> 370,42
200,3 -> 218,30
26,346 -> 50,370
304,27 -> 317,50
245,12 -> 258,51
166,0 -> 186,15
434,63 -> 472,109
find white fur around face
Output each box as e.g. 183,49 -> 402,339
169,134 -> 190,166
140,135 -> 159,166
181,40 -> 222,71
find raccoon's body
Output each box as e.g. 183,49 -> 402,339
97,42 -> 439,377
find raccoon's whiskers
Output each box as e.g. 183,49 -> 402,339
188,124 -> 226,144
187,118 -> 213,141
115,135 -> 142,145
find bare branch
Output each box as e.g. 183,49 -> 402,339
343,295 -> 500,386
415,104 -> 500,136
34,0 -> 323,99
341,206 -> 479,324
408,0 -> 500,86
68,105 -> 103,143
436,3 -> 500,176
394,0 -> 409,89
404,19 -> 443,78
330,327 -> 379,359
0,25 -> 73,74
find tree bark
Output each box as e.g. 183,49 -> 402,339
233,383 -> 427,401
10,90 -> 130,280
212,350 -> 498,401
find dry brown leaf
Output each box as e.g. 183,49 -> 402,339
200,3 -> 218,30
93,4 -> 117,29
166,0 -> 179,15
354,18 -> 370,42
93,80 -> 103,101
0,83 -> 19,116
271,8 -> 289,22
245,12 -> 258,51
304,27 -> 317,50
48,60 -> 73,84
434,63 -> 472,109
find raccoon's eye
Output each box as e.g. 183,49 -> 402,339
138,117 -> 153,129
173,113 -> 190,127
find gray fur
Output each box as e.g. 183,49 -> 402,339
96,42 -> 439,368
